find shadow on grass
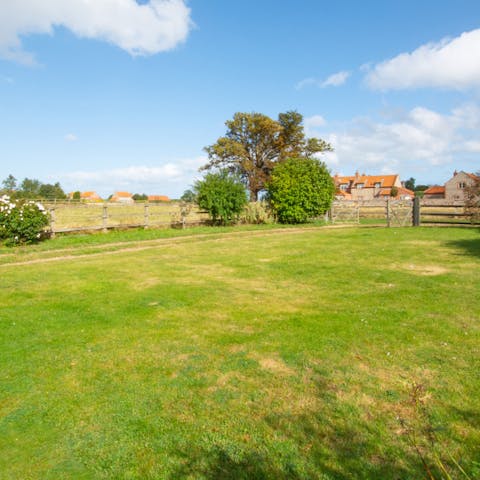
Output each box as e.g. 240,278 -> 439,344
169,375 -> 425,480
169,414 -> 420,480
446,232 -> 480,258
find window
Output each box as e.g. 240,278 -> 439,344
458,182 -> 466,189
340,184 -> 348,191
374,182 -> 381,188
356,183 -> 364,189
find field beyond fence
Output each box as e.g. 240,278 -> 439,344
43,199 -> 480,235
46,201 -> 209,234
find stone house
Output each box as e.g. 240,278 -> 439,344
445,171 -> 479,202
423,171 -> 479,202
333,172 -> 411,201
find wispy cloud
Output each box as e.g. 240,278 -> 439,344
0,0 -> 193,65
366,29 -> 480,91
64,133 -> 78,142
54,157 -> 207,197
296,70 -> 350,90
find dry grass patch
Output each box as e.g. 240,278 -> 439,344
393,263 -> 449,276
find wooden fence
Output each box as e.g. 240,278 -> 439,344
329,199 -> 479,227
43,200 -> 479,235
46,202 -> 209,236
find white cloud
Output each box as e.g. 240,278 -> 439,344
304,115 -> 326,134
366,29 -> 480,90
321,71 -> 350,87
64,133 -> 78,142
296,70 -> 350,90
0,0 -> 192,65
317,104 -> 480,181
54,157 -> 206,197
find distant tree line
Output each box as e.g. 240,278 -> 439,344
1,174 -> 67,200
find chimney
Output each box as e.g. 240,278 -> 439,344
453,170 -> 458,176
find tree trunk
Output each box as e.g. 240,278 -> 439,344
250,189 -> 258,202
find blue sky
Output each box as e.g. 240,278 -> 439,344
1,0 -> 480,197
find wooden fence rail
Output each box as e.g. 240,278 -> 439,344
329,200 -> 479,227
44,200 -> 479,236
46,202 -> 208,236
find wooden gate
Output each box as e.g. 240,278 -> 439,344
330,202 -> 360,224
386,199 -> 413,227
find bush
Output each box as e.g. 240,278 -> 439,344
195,171 -> 248,225
0,195 -> 50,245
267,157 -> 335,224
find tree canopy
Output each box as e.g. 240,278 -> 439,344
267,157 -> 335,224
404,177 -> 415,191
1,175 -> 67,200
202,111 -> 332,201
194,170 -> 248,225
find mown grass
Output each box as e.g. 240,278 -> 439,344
0,226 -> 479,479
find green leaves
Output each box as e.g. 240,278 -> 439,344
202,111 -> 332,201
267,158 -> 335,224
0,196 -> 50,245
195,171 -> 248,225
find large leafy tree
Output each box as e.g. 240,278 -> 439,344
18,178 -> 42,198
38,182 -> 67,200
202,111 -> 332,201
267,157 -> 335,224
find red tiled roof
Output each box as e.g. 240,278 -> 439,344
423,186 -> 445,195
334,174 -> 399,188
148,195 -> 170,202
81,191 -> 101,199
113,191 -> 133,198
379,187 -> 414,197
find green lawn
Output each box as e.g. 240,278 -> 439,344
1,226 -> 479,479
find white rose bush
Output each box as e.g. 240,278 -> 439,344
0,195 -> 50,245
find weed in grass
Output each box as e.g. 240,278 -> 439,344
397,382 -> 475,480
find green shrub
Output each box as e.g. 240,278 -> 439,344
0,195 -> 50,245
267,157 -> 334,224
194,171 -> 248,225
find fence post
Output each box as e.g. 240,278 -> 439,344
412,197 -> 420,226
49,207 -> 56,238
386,198 -> 391,227
102,204 -> 108,232
144,202 -> 149,229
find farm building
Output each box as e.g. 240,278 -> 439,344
445,171 -> 479,202
147,195 -> 170,202
423,185 -> 445,200
68,191 -> 102,202
333,173 -> 413,200
423,171 -> 479,202
110,191 -> 134,204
